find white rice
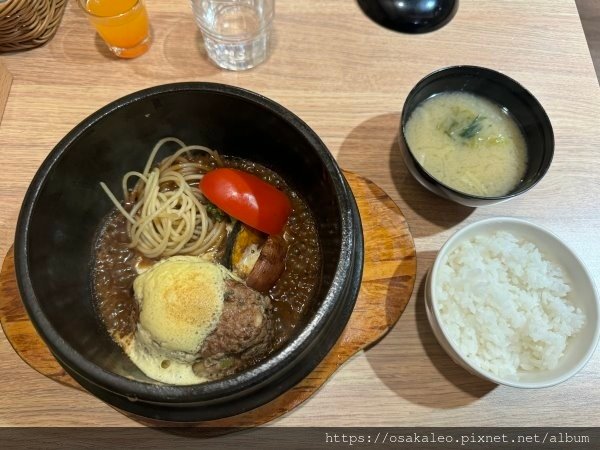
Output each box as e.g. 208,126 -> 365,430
436,230 -> 585,378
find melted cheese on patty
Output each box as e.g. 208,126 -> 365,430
124,256 -> 232,385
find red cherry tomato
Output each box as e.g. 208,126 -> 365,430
200,168 -> 292,235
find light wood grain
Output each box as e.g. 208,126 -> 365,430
0,171 -> 416,427
0,0 -> 599,427
0,60 -> 12,123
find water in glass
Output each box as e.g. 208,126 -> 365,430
193,0 -> 273,70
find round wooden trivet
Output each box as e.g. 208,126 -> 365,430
0,171 -> 416,426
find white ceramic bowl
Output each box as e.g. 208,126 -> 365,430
425,217 -> 600,388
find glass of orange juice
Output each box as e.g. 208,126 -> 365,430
78,0 -> 151,58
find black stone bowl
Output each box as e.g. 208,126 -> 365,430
399,66 -> 554,207
15,83 -> 364,422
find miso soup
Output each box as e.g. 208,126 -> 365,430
405,92 -> 527,197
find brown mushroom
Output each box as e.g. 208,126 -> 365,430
245,235 -> 288,293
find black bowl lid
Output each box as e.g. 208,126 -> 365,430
357,0 -> 458,34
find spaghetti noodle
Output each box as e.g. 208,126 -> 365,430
100,137 -> 227,259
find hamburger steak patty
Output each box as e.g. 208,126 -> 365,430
195,279 -> 273,379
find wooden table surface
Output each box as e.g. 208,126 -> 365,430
1,0 -> 599,427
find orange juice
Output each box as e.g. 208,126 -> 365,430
84,0 -> 150,58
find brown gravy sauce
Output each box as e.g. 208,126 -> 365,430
92,157 -> 321,364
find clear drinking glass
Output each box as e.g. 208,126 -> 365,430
191,0 -> 275,71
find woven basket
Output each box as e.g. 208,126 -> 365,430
0,0 -> 67,52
